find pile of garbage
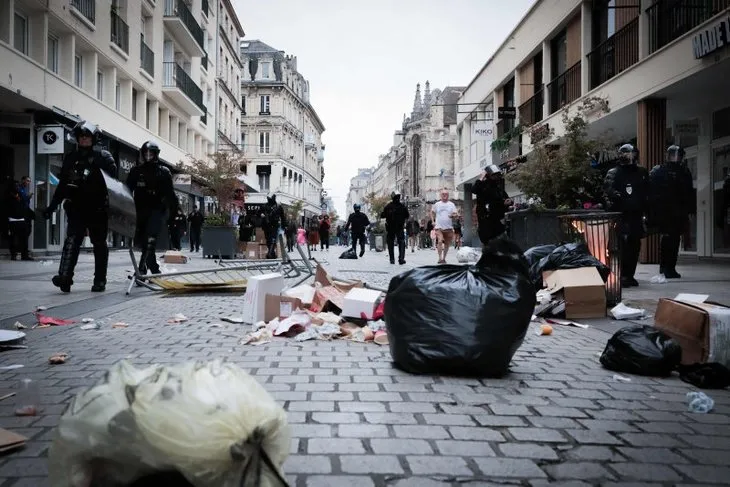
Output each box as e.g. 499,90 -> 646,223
240,265 -> 388,346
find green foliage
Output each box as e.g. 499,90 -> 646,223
508,96 -> 611,209
287,199 -> 305,224
491,124 -> 523,152
363,192 -> 390,233
204,213 -> 230,227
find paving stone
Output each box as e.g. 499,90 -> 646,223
406,455 -> 473,475
577,419 -> 638,432
339,455 -> 404,474
674,465 -> 730,484
608,463 -> 682,482
369,438 -> 434,455
390,402 -> 437,413
310,412 -> 361,424
473,458 -> 547,478
543,462 -> 614,481
449,426 -> 505,441
526,416 -> 582,429
337,401 -> 386,412
392,425 -> 449,439
678,448 -> 730,465
498,442 -> 559,460
305,476 -> 375,487
508,427 -> 567,443
534,406 -> 588,418
363,412 -> 418,424
308,438 -> 365,454
422,413 -> 475,426
489,404 -> 531,416
564,445 -> 624,462
618,433 -> 686,448
337,424 -> 390,438
282,455 -> 332,474
616,447 -> 688,464
435,440 -> 497,457
565,429 -> 623,445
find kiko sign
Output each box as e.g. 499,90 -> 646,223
692,14 -> 730,59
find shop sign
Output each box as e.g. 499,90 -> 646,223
36,125 -> 65,154
674,119 -> 700,137
692,14 -> 730,59
471,122 -> 494,143
173,174 -> 192,185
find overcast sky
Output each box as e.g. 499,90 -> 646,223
236,0 -> 535,217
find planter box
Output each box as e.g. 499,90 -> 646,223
505,209 -> 599,251
369,233 -> 385,251
201,225 -> 238,259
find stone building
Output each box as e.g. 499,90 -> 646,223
345,167 -> 373,215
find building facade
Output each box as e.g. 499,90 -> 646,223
239,40 -> 325,223
456,0 -> 730,259
214,0 -> 243,153
0,0 -> 218,253
345,167 -> 373,215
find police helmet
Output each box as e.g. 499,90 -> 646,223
618,143 -> 636,165
72,121 -> 102,145
484,164 -> 502,176
353,203 -> 361,211
140,140 -> 161,163
391,191 -> 401,202
666,145 -> 685,164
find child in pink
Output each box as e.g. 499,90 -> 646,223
296,227 -> 307,245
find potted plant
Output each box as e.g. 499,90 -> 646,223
364,192 -> 390,251
179,151 -> 247,259
500,96 -> 612,249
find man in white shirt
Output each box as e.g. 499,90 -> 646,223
430,189 -> 458,264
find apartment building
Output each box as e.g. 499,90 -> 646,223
345,167 -> 373,215
456,0 -> 730,259
214,0 -> 243,152
0,0 -> 216,253
240,40 -> 326,223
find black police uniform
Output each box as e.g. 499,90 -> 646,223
381,194 -> 409,264
649,146 -> 695,278
125,141 -> 177,274
45,122 -> 116,292
472,169 -> 509,245
262,195 -> 286,259
188,209 -> 204,252
169,210 -> 187,250
345,205 -> 370,257
604,146 -> 649,287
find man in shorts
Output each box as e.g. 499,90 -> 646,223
431,189 -> 458,264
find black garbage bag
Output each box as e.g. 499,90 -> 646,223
678,363 -> 730,389
531,242 -> 611,289
339,248 -> 357,259
384,237 -> 536,377
524,245 -> 557,268
600,325 -> 682,377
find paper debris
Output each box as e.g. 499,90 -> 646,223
221,316 -> 245,324
81,318 -> 95,323
80,323 -> 100,331
13,322 -> 26,330
609,303 -> 645,320
612,374 -> 632,383
112,322 -> 129,329
0,365 -> 24,371
167,313 -> 188,323
48,353 -> 69,365
545,318 -> 589,329
240,328 -> 273,345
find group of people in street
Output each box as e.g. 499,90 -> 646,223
166,206 -> 204,253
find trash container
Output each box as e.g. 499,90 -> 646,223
559,212 -> 622,306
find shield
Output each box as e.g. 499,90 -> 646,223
102,171 -> 136,238
625,185 -> 633,195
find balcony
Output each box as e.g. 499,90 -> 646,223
547,61 -> 581,114
647,0 -> 730,54
110,9 -> 129,54
518,88 -> 544,126
162,62 -> 204,116
71,0 -> 95,24
200,111 -> 207,125
163,0 -> 205,57
588,17 -> 639,89
140,35 -> 154,77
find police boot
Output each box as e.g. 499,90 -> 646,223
53,236 -> 79,292
52,275 -> 73,293
91,279 -> 106,292
91,240 -> 109,292
145,237 -> 161,274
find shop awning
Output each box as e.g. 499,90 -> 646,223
237,173 -> 260,193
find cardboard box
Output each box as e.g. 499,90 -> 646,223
242,273 -> 284,324
163,251 -> 188,264
654,298 -> 730,367
311,286 -> 346,314
544,267 -> 606,319
314,264 -> 363,292
342,288 -> 383,319
265,294 -> 304,322
256,228 -> 266,244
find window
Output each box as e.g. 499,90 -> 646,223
115,82 -> 121,111
262,62 -> 271,79
146,99 -> 151,129
241,95 -> 246,114
14,13 -> 28,55
259,131 -> 270,154
47,35 -> 59,73
241,132 -> 246,151
132,89 -> 138,121
259,173 -> 270,191
260,95 -> 270,114
96,71 -> 104,100
74,55 -> 83,87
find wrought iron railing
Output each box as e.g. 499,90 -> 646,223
163,0 -> 205,51
518,88 -> 544,126
646,0 -> 730,54
163,62 -> 204,109
71,0 -> 95,24
140,35 -> 154,76
547,61 -> 582,114
110,9 -> 129,53
588,17 -> 639,89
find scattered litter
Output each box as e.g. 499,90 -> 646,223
167,313 -> 188,323
48,353 -> 69,365
81,318 -> 95,323
14,378 -> 39,416
536,324 -> 553,336
456,246 -> 482,263
14,405 -> 38,416
0,393 -> 16,402
38,260 -> 53,266
368,320 -> 386,332
687,391 -> 714,413
221,316 -> 245,324
545,318 -> 589,329
0,365 -> 24,371
612,374 -> 632,383
650,274 -> 667,284
80,323 -> 101,331
373,330 -> 388,345
13,322 -> 26,330
112,322 -> 129,329
35,306 -> 47,311
0,330 -> 26,346
674,293 -> 709,304
610,303 -> 646,320
240,328 -> 272,345
295,322 -> 342,342
34,313 -> 75,327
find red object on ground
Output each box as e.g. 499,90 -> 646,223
34,313 -> 75,326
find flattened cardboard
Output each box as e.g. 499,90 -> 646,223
264,294 -> 304,322
163,251 -> 188,264
0,427 -> 26,452
314,265 -> 363,293
544,267 -> 606,319
310,286 -> 345,314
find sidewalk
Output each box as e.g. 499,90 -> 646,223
0,246 -> 728,485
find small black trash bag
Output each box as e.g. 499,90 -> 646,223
384,237 -> 536,377
678,363 -> 730,389
531,242 -> 611,289
339,248 -> 357,259
524,245 -> 556,268
600,325 -> 682,377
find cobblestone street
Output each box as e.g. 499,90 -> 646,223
0,245 -> 729,486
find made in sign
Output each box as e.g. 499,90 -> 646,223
692,14 -> 730,59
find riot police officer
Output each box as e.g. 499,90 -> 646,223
43,121 -> 116,293
381,191 -> 409,265
472,164 -> 512,245
604,143 -> 649,288
345,204 -> 370,257
125,140 -> 178,275
261,193 -> 286,259
649,145 -> 694,278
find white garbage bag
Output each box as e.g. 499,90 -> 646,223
49,360 -> 291,487
456,246 -> 482,263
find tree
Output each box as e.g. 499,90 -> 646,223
328,210 -> 339,222
287,199 -> 305,226
364,192 -> 390,220
508,96 -> 612,209
179,151 -> 247,224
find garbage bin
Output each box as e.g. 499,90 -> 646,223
559,212 -> 622,306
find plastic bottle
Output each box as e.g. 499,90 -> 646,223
15,378 -> 40,416
686,391 -> 714,414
